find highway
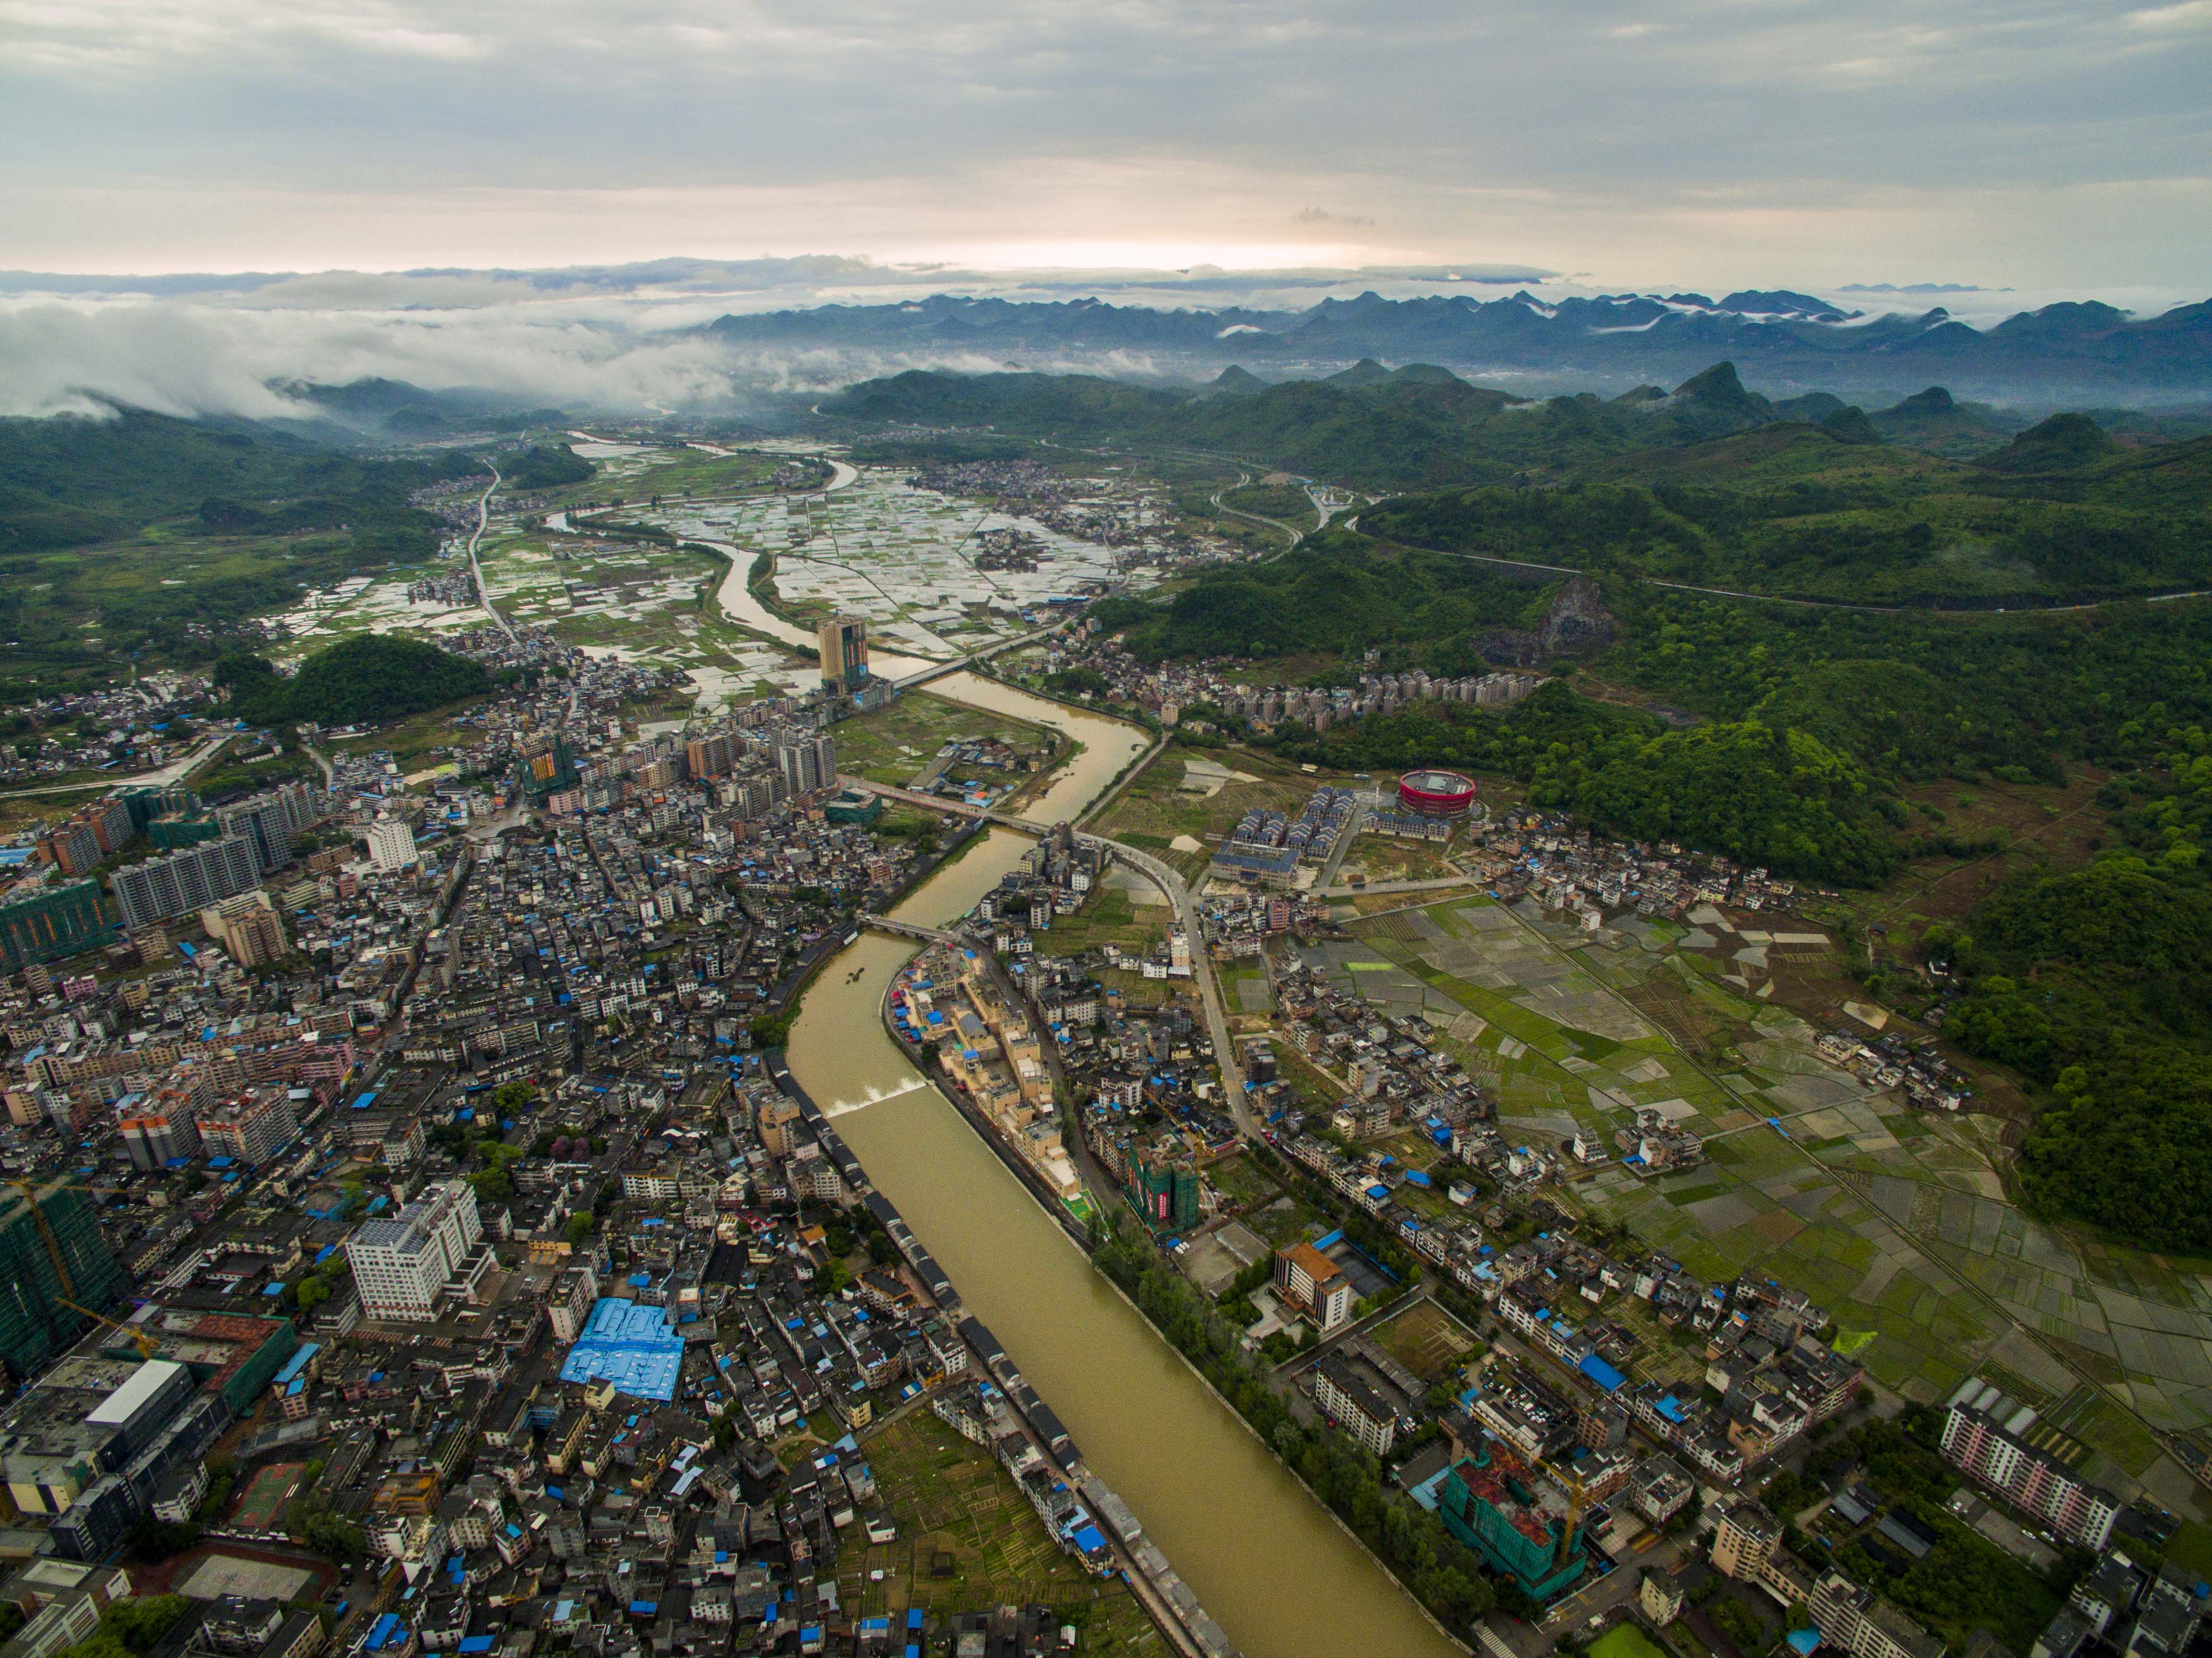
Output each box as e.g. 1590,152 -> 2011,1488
0,730 -> 232,799
465,464 -> 511,639
1206,469 -> 1307,559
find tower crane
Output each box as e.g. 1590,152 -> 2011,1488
6,1176 -> 134,1330
56,1297 -> 158,1362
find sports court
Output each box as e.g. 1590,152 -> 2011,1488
177,1553 -> 315,1601
232,1462 -> 304,1532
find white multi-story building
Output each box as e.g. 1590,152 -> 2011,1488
368,814 -> 418,873
1273,1241 -> 1354,1334
344,1179 -> 488,1321
1311,1355 -> 1398,1456
197,1092 -> 299,1165
548,1265 -> 598,1343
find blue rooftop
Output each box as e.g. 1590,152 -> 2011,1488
557,1297 -> 683,1401
1578,1354 -> 1626,1393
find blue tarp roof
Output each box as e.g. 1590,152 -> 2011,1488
558,1297 -> 683,1401
1578,1354 -> 1626,1393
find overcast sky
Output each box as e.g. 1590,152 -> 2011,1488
3,0 -> 2208,289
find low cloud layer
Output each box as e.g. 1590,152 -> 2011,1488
2,259 -> 2201,423
0,269 -> 1204,421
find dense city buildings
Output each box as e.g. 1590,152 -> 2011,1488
0,500 -> 2191,1658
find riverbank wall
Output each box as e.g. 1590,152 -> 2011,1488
760,1050 -> 1238,1658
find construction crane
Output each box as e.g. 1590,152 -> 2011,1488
57,1297 -> 157,1362
1554,1464 -> 1590,1574
6,1176 -> 131,1312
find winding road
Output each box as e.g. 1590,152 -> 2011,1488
1207,469 -> 1307,557
466,464 -> 511,638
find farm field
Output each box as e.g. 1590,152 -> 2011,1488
1315,887 -> 2212,1517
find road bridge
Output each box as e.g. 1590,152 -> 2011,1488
836,775 -> 1056,836
886,621 -> 1069,690
858,914 -> 967,946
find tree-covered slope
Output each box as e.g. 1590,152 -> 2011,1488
216,634 -> 492,726
826,360 -> 1806,492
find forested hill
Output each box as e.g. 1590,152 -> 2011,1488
217,634 -> 493,726
0,408 -> 479,555
1095,458 -> 2212,1247
829,360 -> 1878,492
0,408 -> 484,699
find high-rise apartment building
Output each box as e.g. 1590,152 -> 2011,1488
1942,1377 -> 2120,1549
119,1112 -> 202,1172
0,1186 -> 126,1381
197,1092 -> 300,1165
108,835 -> 262,928
200,893 -> 286,969
817,616 -> 868,694
41,821 -> 103,878
213,782 -> 320,873
344,1180 -> 487,1321
775,735 -> 836,799
685,730 -> 742,780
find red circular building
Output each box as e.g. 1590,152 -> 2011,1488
1397,769 -> 1479,817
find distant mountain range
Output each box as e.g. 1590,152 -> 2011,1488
711,289 -> 2212,405
818,355 -> 2212,493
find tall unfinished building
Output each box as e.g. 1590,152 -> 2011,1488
0,1185 -> 125,1381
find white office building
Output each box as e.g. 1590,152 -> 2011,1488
367,813 -> 418,873
344,1179 -> 488,1321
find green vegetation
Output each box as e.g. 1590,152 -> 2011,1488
1069,385 -> 2212,1247
217,633 -> 492,726
829,360 -> 1799,493
286,1491 -> 367,1558
838,1409 -> 1164,1650
1277,683 -> 1903,882
1368,441 -> 2212,608
497,443 -> 593,489
55,1596 -> 188,1658
1789,1407 -> 2065,1655
1222,482 -> 1314,522
0,408 -> 479,697
293,1254 -> 351,1318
